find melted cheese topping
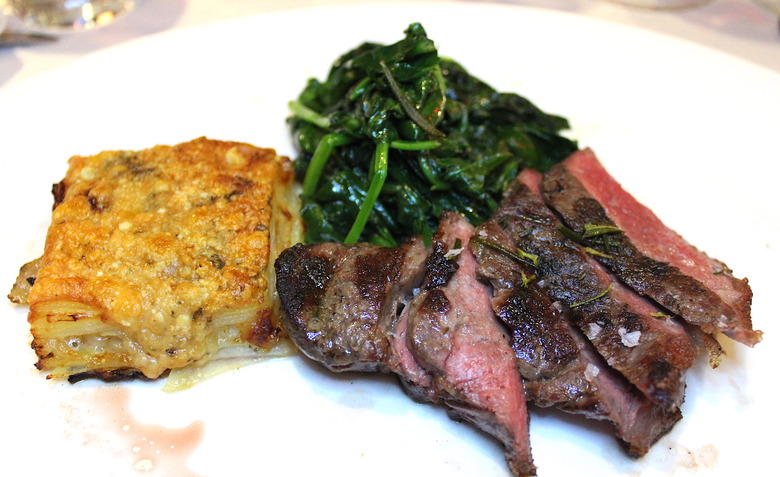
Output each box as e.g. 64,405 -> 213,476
26,137 -> 300,379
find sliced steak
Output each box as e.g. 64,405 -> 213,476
524,325 -> 682,457
274,238 -> 427,373
393,293 -> 441,403
492,169 -> 697,410
541,148 -> 760,346
472,204 -> 680,457
276,224 -> 535,476
406,212 -> 536,477
471,219 -> 580,381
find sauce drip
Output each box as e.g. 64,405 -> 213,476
62,385 -> 205,476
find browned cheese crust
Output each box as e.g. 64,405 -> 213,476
19,137 -> 299,379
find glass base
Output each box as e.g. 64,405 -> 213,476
5,0 -> 136,31
753,0 -> 780,14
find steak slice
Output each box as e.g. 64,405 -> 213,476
472,204 -> 680,457
274,238 -> 427,373
541,148 -> 761,347
392,298 -> 440,403
523,326 -> 682,457
405,212 -> 536,477
494,169 -> 697,410
470,220 -> 580,381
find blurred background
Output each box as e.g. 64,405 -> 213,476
1,0 -> 779,87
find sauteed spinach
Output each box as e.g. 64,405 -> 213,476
288,23 -> 577,246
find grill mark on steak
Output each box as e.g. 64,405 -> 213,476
471,219 -> 579,381
274,239 -> 427,372
541,148 -> 761,347
494,169 -> 697,410
473,199 -> 681,457
406,211 -> 535,477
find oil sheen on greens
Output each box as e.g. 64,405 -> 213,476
288,23 -> 577,246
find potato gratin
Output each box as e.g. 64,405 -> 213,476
9,137 -> 301,383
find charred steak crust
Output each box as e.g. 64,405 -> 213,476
493,170 -> 697,409
541,149 -> 760,346
471,219 -> 580,381
473,187 -> 681,456
422,237 -> 459,290
274,238 -> 428,372
274,242 -> 343,329
275,238 -> 441,403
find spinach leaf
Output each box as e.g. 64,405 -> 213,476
289,23 -> 577,245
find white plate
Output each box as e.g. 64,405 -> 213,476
1,3 -> 778,476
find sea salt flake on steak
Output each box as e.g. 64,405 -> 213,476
618,327 -> 642,348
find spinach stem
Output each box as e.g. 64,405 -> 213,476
418,156 -> 450,190
390,140 -> 441,151
349,77 -> 371,101
302,133 -> 350,196
288,100 -> 330,130
345,141 -> 390,244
